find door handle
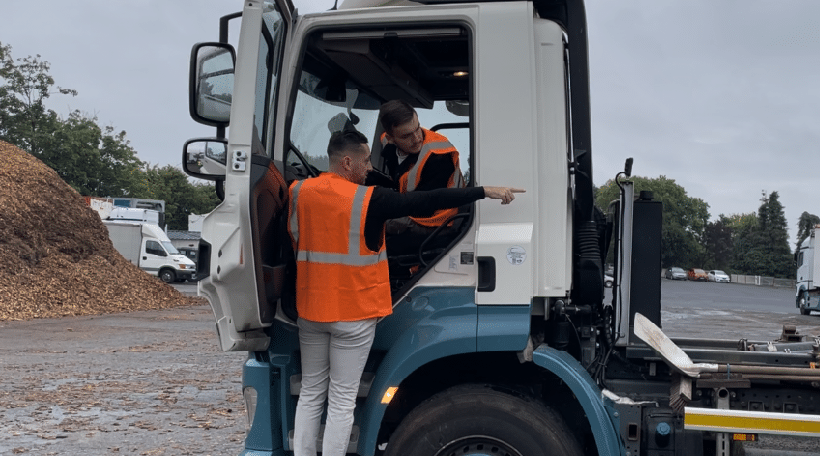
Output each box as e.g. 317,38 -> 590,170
477,256 -> 496,292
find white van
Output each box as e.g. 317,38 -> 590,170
103,220 -> 196,282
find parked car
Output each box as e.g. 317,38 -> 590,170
687,268 -> 708,281
604,275 -> 614,288
665,267 -> 687,280
707,270 -> 730,283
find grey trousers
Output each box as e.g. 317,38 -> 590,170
293,317 -> 378,456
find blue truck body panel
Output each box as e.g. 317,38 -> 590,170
532,345 -> 624,456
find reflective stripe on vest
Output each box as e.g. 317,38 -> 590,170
380,129 -> 464,193
290,178 -> 386,266
405,139 -> 458,192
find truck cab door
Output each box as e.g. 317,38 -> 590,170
189,0 -> 294,352
141,239 -> 167,275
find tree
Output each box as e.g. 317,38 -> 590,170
731,191 -> 792,277
703,216 -> 733,271
758,191 -> 792,277
595,175 -> 710,268
143,165 -> 220,230
1,42 -> 147,199
796,212 -> 820,249
726,213 -> 757,273
0,42 -> 76,157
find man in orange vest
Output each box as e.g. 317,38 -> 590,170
288,129 -> 523,456
374,100 -> 465,236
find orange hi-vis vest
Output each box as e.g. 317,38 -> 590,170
381,128 -> 465,227
287,173 -> 392,322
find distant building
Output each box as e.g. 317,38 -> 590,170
167,230 -> 201,250
167,230 -> 201,263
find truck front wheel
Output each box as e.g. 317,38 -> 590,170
798,290 -> 811,315
159,269 -> 176,283
384,384 -> 582,456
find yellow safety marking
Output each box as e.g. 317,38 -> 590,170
381,386 -> 398,405
685,407 -> 820,436
732,433 -> 757,441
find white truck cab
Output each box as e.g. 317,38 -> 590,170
795,224 -> 820,314
182,2 -> 820,455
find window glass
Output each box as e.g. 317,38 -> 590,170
290,78 -> 380,171
286,27 -> 471,182
146,240 -> 165,256
417,102 -> 471,185
162,242 -> 180,255
253,8 -> 286,156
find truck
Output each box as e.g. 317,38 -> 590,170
108,206 -> 163,227
182,1 -> 820,455
795,225 -> 820,315
103,220 -> 197,283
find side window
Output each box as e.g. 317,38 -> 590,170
418,102 -> 471,186
285,26 -> 471,183
251,6 -> 287,157
146,240 -> 165,256
798,252 -> 804,267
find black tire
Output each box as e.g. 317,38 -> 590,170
159,269 -> 176,283
798,291 -> 811,316
384,384 -> 583,456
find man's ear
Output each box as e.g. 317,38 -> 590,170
342,155 -> 353,170
383,132 -> 395,145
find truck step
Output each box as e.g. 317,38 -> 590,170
288,425 -> 359,454
289,372 -> 375,398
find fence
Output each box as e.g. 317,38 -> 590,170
731,275 -> 795,289
659,269 -> 795,289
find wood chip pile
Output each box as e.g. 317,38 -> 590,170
0,141 -> 200,320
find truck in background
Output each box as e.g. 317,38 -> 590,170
108,207 -> 163,227
103,220 -> 196,283
84,196 -> 115,219
182,1 -> 820,455
795,224 -> 820,315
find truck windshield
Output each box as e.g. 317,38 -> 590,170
290,78 -> 380,171
162,242 -> 180,255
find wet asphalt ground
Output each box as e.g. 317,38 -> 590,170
1,280 -> 819,455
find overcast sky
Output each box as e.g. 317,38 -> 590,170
2,0 -> 818,245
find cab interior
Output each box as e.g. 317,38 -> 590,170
269,23 -> 475,302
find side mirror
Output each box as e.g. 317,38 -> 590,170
189,42 -> 236,127
183,138 -> 227,181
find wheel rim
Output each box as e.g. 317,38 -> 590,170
434,436 -> 524,456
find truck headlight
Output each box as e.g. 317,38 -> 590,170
243,386 -> 257,426
179,264 -> 188,270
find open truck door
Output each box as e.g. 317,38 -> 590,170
183,0 -> 294,352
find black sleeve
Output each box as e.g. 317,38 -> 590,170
364,186 -> 485,243
364,169 -> 396,189
415,153 -> 457,191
